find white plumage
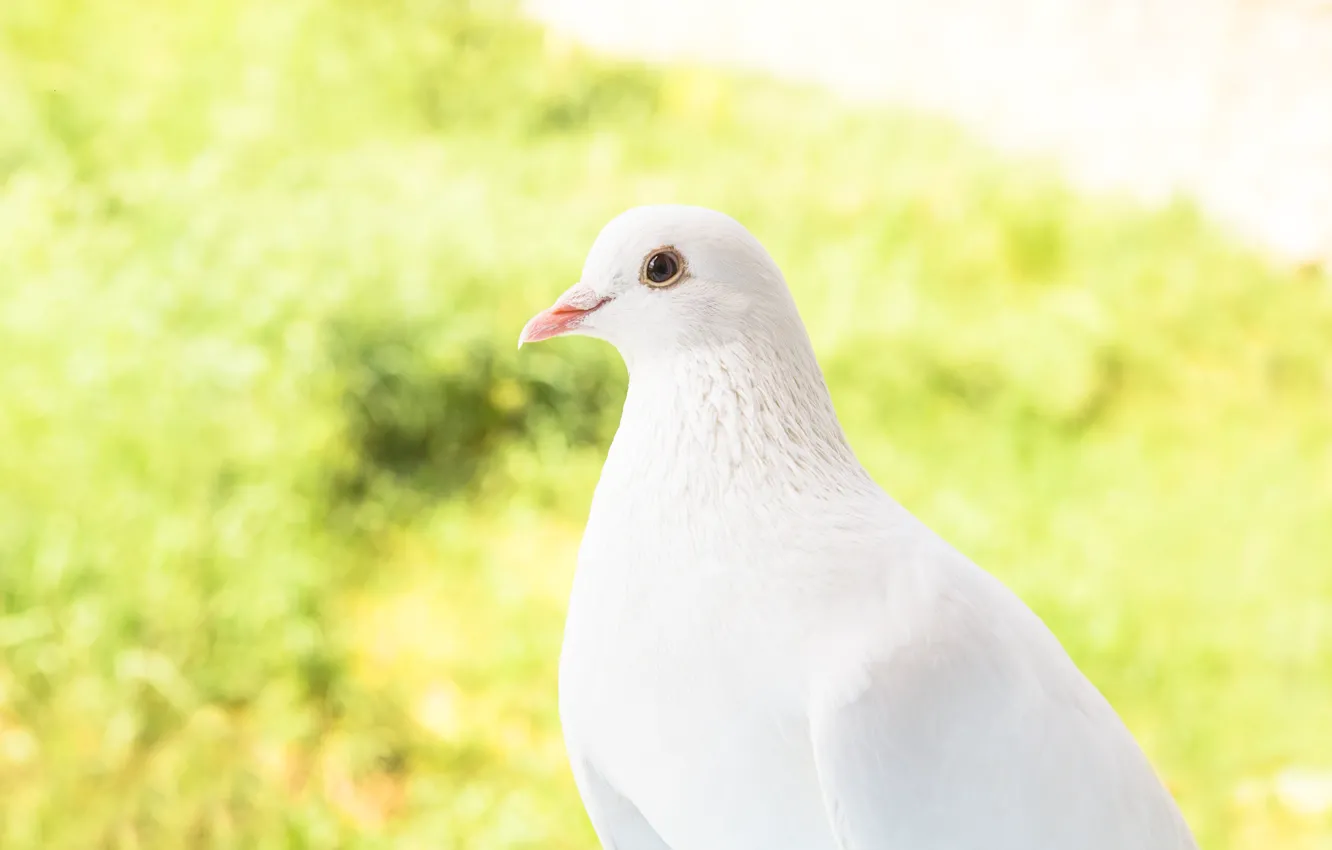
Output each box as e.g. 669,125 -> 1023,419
520,205 -> 1197,850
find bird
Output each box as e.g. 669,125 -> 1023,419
519,205 -> 1197,850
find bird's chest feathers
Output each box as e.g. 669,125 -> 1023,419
557,352 -> 883,832
564,513 -> 801,711
560,488 -> 888,829
561,363 -> 875,731
560,538 -> 822,837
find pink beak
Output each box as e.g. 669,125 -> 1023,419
518,283 -> 610,347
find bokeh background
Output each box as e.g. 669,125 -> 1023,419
2,0 -> 1331,848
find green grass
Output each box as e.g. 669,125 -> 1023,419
2,0 -> 1330,847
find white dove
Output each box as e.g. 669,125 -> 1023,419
519,205 -> 1197,850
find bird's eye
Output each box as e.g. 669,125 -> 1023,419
641,247 -> 685,287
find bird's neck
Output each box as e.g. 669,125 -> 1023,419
600,333 -> 871,511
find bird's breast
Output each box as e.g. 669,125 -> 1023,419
560,480 -> 893,849
559,568 -> 838,850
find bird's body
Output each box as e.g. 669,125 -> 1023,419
522,205 -> 1197,849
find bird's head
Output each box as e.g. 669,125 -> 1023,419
519,205 -> 801,361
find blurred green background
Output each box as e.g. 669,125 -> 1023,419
2,0 -> 1330,847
